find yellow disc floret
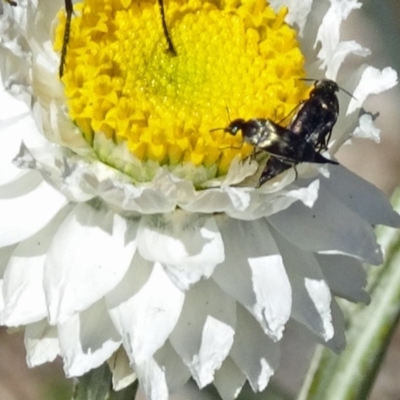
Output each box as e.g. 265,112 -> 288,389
54,0 -> 309,184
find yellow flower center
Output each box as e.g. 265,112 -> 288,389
54,0 -> 308,185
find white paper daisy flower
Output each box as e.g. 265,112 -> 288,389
0,0 -> 398,399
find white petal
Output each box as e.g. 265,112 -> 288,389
268,184 -> 383,264
0,244 -> 16,275
213,218 -> 291,340
180,188 -> 242,214
347,66 -> 398,114
214,357 -> 246,400
304,278 -> 333,340
44,203 -> 137,324
191,315 -> 235,388
230,305 -> 279,393
13,141 -> 97,204
0,245 -> 16,321
270,227 -> 334,341
224,187 -> 252,211
316,254 -> 369,303
137,212 -> 224,290
100,172 -> 178,213
1,207 -> 71,326
0,77 -> 30,120
169,279 -> 236,388
323,40 -> 370,80
353,113 -> 381,142
108,347 -> 137,392
58,300 -> 121,378
134,357 -> 169,400
270,0 -> 313,35
219,157 -> 258,187
0,171 -> 68,246
152,341 -> 191,395
318,298 -> 346,352
319,165 -> 400,227
315,0 -> 363,79
25,320 -> 60,367
106,259 -> 184,365
255,179 -> 320,213
183,179 -> 319,219
0,113 -> 31,185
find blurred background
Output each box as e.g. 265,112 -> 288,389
1,0 -> 400,399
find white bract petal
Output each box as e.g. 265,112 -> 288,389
304,278 -> 333,340
230,306 -> 279,392
0,245 -> 16,321
0,171 -> 68,246
169,280 -> 236,388
347,66 -> 398,114
25,320 -> 60,367
0,101 -> 31,185
316,254 -> 369,303
0,244 -> 16,276
213,357 -> 246,400
1,207 -> 71,326
270,227 -> 334,341
44,203 -> 137,324
320,298 -> 346,353
0,0 -> 398,398
106,259 -> 184,365
268,184 -> 383,264
323,40 -> 371,81
270,0 -> 313,35
315,0 -> 364,79
137,212 -> 224,290
319,165 -> 400,227
353,113 -> 381,142
150,342 -> 191,396
134,342 -> 191,400
134,357 -> 169,400
58,301 -> 121,377
213,218 -> 291,340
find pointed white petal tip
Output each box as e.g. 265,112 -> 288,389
107,262 -> 184,366
214,357 -> 247,400
255,359 -> 274,392
289,179 -> 320,208
24,322 -> 60,368
353,113 -> 381,142
348,66 -> 398,115
250,255 -> 291,341
188,316 -> 235,388
305,278 -> 334,341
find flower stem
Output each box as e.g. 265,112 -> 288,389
72,363 -> 138,400
298,188 -> 400,400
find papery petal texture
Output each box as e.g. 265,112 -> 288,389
0,1 -> 398,399
44,203 -> 137,324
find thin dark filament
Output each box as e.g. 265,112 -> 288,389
157,0 -> 176,55
59,0 -> 73,77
